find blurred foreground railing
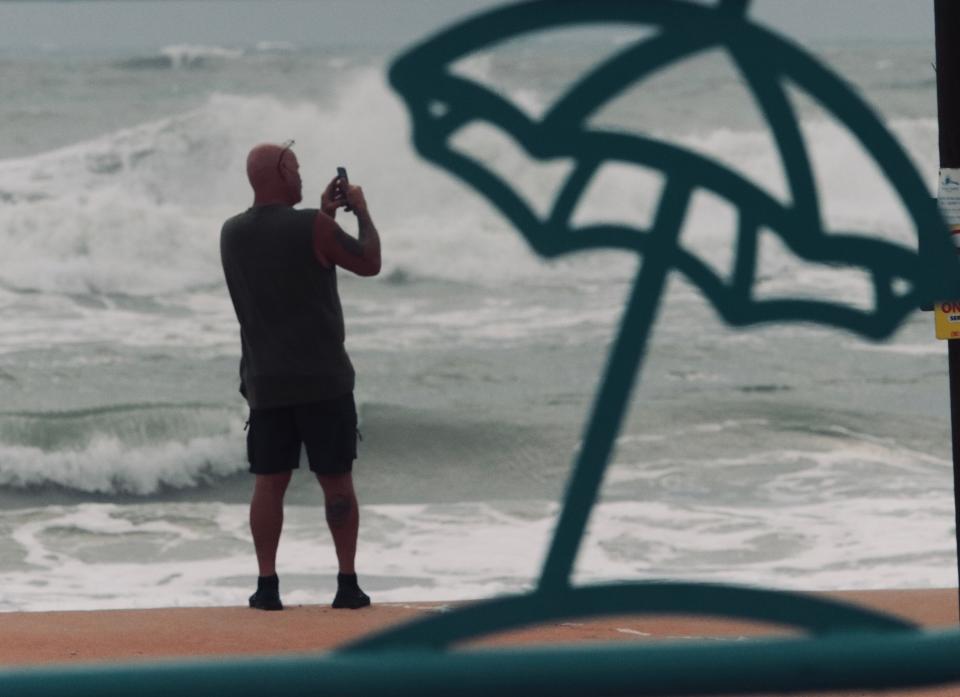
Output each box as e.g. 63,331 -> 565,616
4,582 -> 960,697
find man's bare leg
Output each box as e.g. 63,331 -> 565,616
316,472 -> 359,573
317,471 -> 369,608
250,471 -> 292,576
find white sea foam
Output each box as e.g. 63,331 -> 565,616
253,41 -> 297,53
0,79 -> 551,296
608,436 -> 950,489
0,491 -> 953,612
0,291 -> 239,354
347,299 -> 622,350
670,118 -> 936,312
0,64 -> 938,299
159,44 -> 244,68
845,340 -> 945,356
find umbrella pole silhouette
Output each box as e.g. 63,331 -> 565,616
538,179 -> 693,592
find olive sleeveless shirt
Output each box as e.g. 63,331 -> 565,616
220,205 -> 355,408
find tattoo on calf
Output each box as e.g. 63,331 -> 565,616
326,494 -> 354,529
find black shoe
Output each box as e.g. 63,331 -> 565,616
332,572 -> 371,609
333,573 -> 370,610
249,589 -> 283,610
249,574 -> 283,611
332,585 -> 371,609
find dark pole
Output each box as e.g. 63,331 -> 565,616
935,0 -> 960,620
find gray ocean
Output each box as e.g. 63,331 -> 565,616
0,1 -> 954,611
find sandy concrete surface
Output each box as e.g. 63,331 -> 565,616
0,589 -> 958,695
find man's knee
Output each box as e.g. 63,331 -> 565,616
316,471 -> 354,494
325,493 -> 354,529
254,472 -> 292,497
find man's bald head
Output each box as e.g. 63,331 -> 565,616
247,142 -> 302,205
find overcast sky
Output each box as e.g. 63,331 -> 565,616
0,1 -> 937,52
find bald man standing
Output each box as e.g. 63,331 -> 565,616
220,142 -> 380,610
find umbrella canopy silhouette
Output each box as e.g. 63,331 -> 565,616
343,0 -> 960,687
384,0 -> 960,589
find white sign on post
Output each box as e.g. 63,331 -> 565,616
939,168 -> 960,228
934,169 -> 960,339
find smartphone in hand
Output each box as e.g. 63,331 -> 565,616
336,166 -> 352,212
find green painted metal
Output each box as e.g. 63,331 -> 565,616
386,0 -> 960,603
7,630 -> 960,697
343,582 -> 915,651
6,1 -> 960,695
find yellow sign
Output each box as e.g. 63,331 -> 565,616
934,171 -> 960,339
935,300 -> 960,340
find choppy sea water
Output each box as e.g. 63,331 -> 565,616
0,3 -> 954,610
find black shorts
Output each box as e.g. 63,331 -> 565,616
247,393 -> 358,476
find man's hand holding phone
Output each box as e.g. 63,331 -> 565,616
320,175 -> 344,218
336,166 -> 368,217
314,165 -> 380,276
335,167 -> 352,213
321,166 -> 368,219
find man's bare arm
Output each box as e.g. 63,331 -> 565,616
351,196 -> 381,273
313,186 -> 381,276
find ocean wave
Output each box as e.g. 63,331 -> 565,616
0,78 -> 554,295
116,42 -> 299,71
0,404 -> 246,494
0,92 -> 294,295
254,41 -> 297,53
0,69 -> 940,298
118,44 -> 245,70
0,434 -> 245,496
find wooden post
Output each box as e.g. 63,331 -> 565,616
935,0 -> 960,620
